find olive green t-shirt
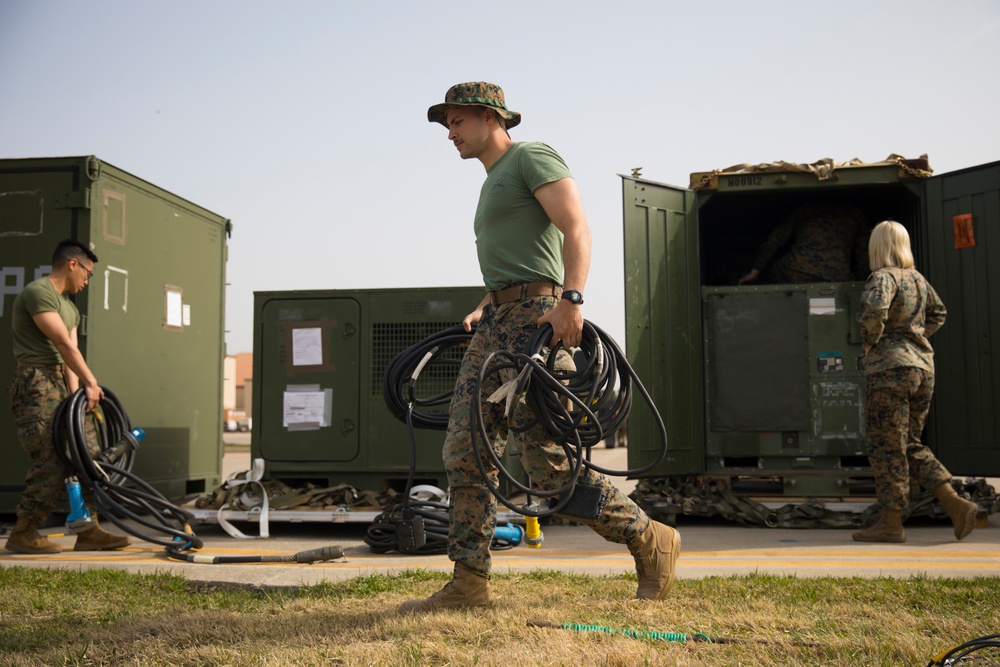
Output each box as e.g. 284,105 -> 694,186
474,142 -> 572,290
11,277 -> 79,364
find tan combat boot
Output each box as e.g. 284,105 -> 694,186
630,520 -> 681,600
932,482 -> 978,540
3,518 -> 62,554
73,518 -> 131,551
398,562 -> 494,614
853,508 -> 906,543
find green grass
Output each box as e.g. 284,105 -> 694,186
0,567 -> 997,666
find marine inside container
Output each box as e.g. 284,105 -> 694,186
696,183 -> 923,288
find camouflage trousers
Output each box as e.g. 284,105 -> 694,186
865,366 -> 950,510
443,295 -> 649,575
9,365 -> 98,523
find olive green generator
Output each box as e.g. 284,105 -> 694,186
252,286 -> 529,494
622,157 -> 1000,501
0,156 -> 230,513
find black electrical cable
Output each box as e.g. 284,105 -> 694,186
926,633 -> 1000,666
163,544 -> 346,564
382,323 -> 471,430
55,387 -> 345,565
363,399 -> 521,555
364,505 -> 446,554
381,319 -> 668,523
470,320 -> 667,518
54,387 -> 203,550
364,400 -> 453,555
363,499 -> 523,555
368,324 -> 518,554
53,386 -> 134,484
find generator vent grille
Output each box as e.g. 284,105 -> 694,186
372,322 -> 468,399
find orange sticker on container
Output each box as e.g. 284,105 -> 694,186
953,214 -> 975,249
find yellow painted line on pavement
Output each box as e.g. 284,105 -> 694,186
519,549 -> 1000,559
685,549 -> 1000,558
436,556 -> 1000,567
4,546 -> 998,574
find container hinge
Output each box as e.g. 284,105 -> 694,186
54,188 -> 92,210
79,314 -> 88,337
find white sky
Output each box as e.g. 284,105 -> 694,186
2,1 -> 998,354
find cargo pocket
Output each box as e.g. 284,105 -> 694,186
10,369 -> 57,429
15,418 -> 49,457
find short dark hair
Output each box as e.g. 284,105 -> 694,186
53,239 -> 98,268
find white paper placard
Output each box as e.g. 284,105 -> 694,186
292,327 -> 323,366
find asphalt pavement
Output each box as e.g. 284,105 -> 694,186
2,441 -> 997,588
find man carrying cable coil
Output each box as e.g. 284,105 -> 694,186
3,239 -> 130,554
399,83 -> 681,613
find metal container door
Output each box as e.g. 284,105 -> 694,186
255,295 -> 362,465
922,160 -> 1000,476
621,175 -> 702,475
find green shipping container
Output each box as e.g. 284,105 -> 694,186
622,158 -> 1000,498
0,156 -> 230,512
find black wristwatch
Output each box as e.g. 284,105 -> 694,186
561,290 -> 584,305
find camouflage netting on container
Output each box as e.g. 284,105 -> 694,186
689,153 -> 933,189
191,475 -> 401,513
632,476 -> 998,529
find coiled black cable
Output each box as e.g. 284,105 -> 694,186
471,321 -> 666,518
54,388 -> 345,564
54,387 -> 203,550
364,395 -> 454,555
364,498 -> 520,554
53,387 -> 134,484
381,319 -> 668,521
364,502 -> 450,555
382,323 -> 471,430
367,364 -> 518,554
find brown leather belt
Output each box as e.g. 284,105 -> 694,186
489,281 -> 561,306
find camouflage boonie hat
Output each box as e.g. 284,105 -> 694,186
427,82 -> 521,129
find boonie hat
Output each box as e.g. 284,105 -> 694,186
427,82 -> 521,129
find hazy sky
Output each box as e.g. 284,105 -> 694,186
2,1 -> 998,354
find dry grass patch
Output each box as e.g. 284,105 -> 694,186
0,567 -> 996,666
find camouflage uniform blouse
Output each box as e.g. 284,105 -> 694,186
859,267 -> 946,375
752,201 -> 868,282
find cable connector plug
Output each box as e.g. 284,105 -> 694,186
294,546 -> 346,563
395,508 -> 426,554
524,505 -> 543,548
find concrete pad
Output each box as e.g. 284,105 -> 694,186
3,506 -> 997,588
